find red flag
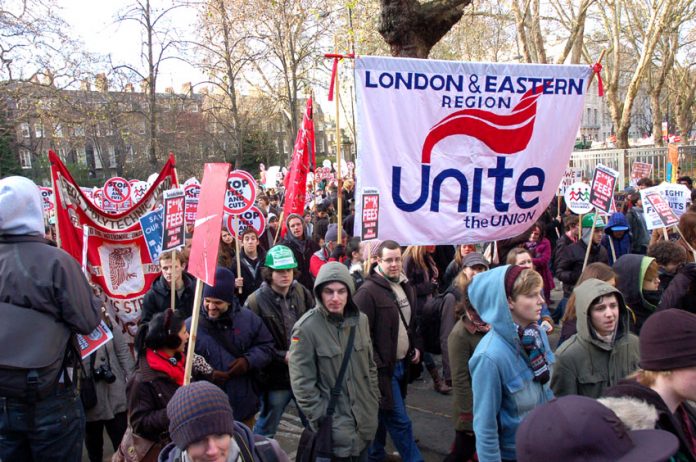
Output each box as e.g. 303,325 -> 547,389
50,150 -> 177,342
187,163 -> 231,286
304,97 -> 315,170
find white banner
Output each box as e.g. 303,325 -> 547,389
353,56 -> 592,244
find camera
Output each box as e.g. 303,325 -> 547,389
93,364 -> 116,384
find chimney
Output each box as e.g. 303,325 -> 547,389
140,79 -> 149,94
124,83 -> 134,92
181,82 -> 192,96
80,79 -> 91,91
165,86 -> 174,95
95,73 -> 108,92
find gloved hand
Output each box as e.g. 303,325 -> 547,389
211,370 -> 230,385
227,357 -> 250,377
330,244 -> 345,260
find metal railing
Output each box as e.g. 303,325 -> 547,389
570,145 -> 696,188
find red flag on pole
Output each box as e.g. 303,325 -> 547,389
187,163 -> 231,286
304,97 -> 315,171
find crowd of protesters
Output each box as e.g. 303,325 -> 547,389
3,172 -> 696,462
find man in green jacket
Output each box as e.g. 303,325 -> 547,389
289,262 -> 380,461
551,278 -> 639,398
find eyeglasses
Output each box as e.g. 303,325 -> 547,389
381,257 -> 402,264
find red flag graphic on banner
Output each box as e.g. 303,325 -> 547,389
280,98 -> 313,237
187,163 -> 231,286
49,150 -> 178,343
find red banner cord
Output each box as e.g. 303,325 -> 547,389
325,53 -> 355,102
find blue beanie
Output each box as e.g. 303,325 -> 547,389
0,176 -> 44,236
202,267 -> 237,305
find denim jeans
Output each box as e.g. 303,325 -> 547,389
0,387 -> 85,462
551,297 -> 568,323
253,388 -> 308,438
368,362 -> 423,462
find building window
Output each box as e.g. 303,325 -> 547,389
77,146 -> 86,165
19,149 -> 31,169
54,124 -> 63,138
34,123 -> 43,138
20,122 -> 30,138
108,146 -> 116,168
74,125 -> 85,137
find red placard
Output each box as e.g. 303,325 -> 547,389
224,170 -> 257,214
184,183 -> 201,224
589,165 -> 618,213
103,177 -> 132,204
644,191 -> 679,228
162,189 -> 186,251
188,163 -> 231,286
76,321 -> 114,359
361,193 -> 379,240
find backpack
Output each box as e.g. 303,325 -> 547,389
419,287 -> 457,354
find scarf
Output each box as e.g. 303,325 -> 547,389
525,240 -> 539,252
517,323 -> 550,384
146,348 -> 185,386
377,264 -> 402,284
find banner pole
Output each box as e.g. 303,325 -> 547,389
184,279 -> 204,385
578,214 -> 583,240
273,211 -> 285,245
608,235 -> 617,264
49,157 -> 62,249
335,55 -> 343,244
171,250 -> 177,312
582,216 -> 597,271
662,227 -> 669,241
235,216 -> 242,294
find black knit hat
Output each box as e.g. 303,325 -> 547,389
167,381 -> 236,450
639,309 -> 696,371
202,267 -> 237,305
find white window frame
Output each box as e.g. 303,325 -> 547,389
19,149 -> 31,169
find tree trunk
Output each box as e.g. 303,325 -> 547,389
146,0 -> 158,169
650,93 -> 664,147
379,0 -> 473,58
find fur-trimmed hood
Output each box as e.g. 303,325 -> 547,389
598,396 -> 660,430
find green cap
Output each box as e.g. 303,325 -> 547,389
265,245 -> 297,270
581,213 -> 606,229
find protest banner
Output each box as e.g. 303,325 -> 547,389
660,182 -> 690,217
644,189 -> 679,229
557,168 -> 583,196
184,162 -> 231,384
50,151 -> 177,343
589,164 -> 619,213
76,320 -> 114,359
225,206 -> 266,239
361,189 -> 380,240
564,181 -> 593,214
630,161 -> 652,186
352,57 -> 591,244
162,189 -> 186,251
224,170 -> 257,214
640,186 -> 669,231
184,183 -> 201,224
139,208 -> 164,263
39,186 -> 54,215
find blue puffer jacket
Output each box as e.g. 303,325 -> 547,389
602,212 -> 632,265
187,302 -> 274,421
469,266 -> 554,462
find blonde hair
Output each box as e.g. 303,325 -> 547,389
644,260 -> 659,284
510,268 -> 543,300
402,246 -> 428,272
452,271 -> 472,318
630,369 -> 672,387
506,247 -> 531,265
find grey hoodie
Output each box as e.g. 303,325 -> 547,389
0,176 -> 44,236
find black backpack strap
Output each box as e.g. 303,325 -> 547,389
326,325 -> 356,417
253,435 -> 280,462
234,432 -> 256,462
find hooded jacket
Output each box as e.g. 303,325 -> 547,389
614,254 -> 657,334
469,266 -> 554,462
279,213 -> 320,290
627,206 -> 650,254
556,239 -> 609,297
602,212 -> 632,265
232,247 -> 267,305
603,379 -> 696,461
141,272 -> 197,324
289,262 -> 379,458
187,300 -> 274,421
551,279 -> 639,399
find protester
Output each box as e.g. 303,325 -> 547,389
127,310 -> 190,452
602,211 -> 632,265
0,176 -> 101,461
614,254 -> 661,334
507,248 -> 554,332
289,262 -> 380,462
191,267 -> 274,429
444,272 -> 489,462
523,221 -> 555,303
160,381 -> 290,462
259,213 -> 279,251
677,211 -> 696,262
245,246 -> 314,438
82,310 -> 134,462
659,262 -> 696,314
648,240 -> 688,291
403,245 -> 450,394
515,395 -> 678,462
552,214 -> 579,270
219,226 -> 236,267
141,249 -> 197,323
602,309 -> 696,461
551,279 -> 639,398
636,177 -> 655,189
304,209 -> 314,240
280,212 -> 320,290
469,265 -> 554,462
678,175 -> 693,191
232,227 -> 267,305
626,192 -> 650,254
555,213 -> 608,321
494,230 -> 533,268
343,203 -> 356,238
558,262 -> 617,346
353,240 -> 424,462
345,237 -> 366,289
310,223 -> 347,278
442,244 -> 477,289
312,202 -> 330,244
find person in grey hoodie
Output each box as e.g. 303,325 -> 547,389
0,176 -> 101,461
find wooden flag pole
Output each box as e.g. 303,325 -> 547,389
578,214 -> 583,240
235,216 -> 242,294
273,210 -> 285,245
335,52 -> 343,245
608,236 -> 617,264
170,250 -> 177,312
184,279 -> 204,385
582,215 -> 597,271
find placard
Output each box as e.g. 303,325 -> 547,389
162,189 -> 186,251
225,206 -> 266,238
557,168 -> 583,197
630,162 -> 652,186
644,190 -> 679,228
184,183 -> 201,224
103,177 -> 132,204
589,164 -> 619,213
76,320 -> 114,359
39,187 -> 54,213
361,190 -> 379,240
564,181 -> 593,214
224,170 -> 257,214
139,208 -> 164,263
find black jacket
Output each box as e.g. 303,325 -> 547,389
614,254 -> 657,334
232,248 -> 266,305
245,281 -> 314,390
659,263 -> 696,314
556,240 -> 609,297
141,272 -> 196,324
279,234 -> 320,291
